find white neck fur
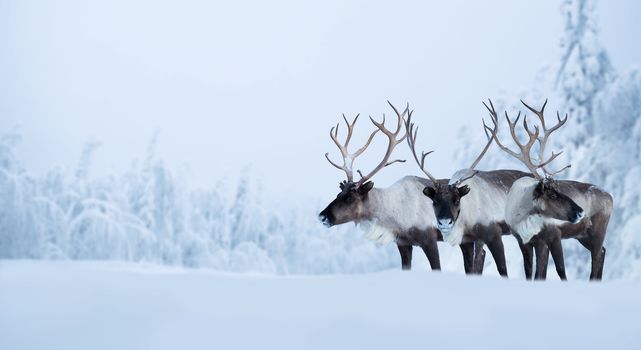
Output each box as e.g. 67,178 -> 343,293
356,177 -> 437,245
504,177 -> 543,244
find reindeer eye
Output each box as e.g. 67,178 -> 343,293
345,196 -> 355,204
454,199 -> 460,205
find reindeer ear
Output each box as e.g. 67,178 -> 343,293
457,185 -> 470,197
533,181 -> 545,198
358,181 -> 374,194
423,186 -> 436,200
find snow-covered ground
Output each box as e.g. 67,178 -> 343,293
1,260 -> 640,350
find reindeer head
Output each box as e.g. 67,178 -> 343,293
422,183 -> 470,232
532,178 -> 584,223
404,104 -> 492,233
488,99 -> 584,224
319,102 -> 407,227
319,180 -> 374,227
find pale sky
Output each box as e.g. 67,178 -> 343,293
1,0 -> 640,202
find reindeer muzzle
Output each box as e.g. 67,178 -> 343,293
318,212 -> 333,227
437,218 -> 454,232
572,210 -> 585,224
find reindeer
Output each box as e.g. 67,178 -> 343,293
489,99 -> 613,280
318,102 -> 449,271
404,101 -> 531,277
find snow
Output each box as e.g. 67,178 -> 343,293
0,1 -> 639,347
0,129 -> 405,275
1,260 -> 640,350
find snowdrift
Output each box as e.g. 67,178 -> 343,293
1,260 -> 639,350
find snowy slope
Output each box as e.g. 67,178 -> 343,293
1,260 -> 640,350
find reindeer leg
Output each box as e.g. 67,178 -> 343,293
521,242 -> 534,280
460,242 -> 474,274
473,240 -> 486,274
533,237 -> 549,280
487,238 -> 508,277
578,236 -> 605,281
579,237 -> 605,281
576,237 -> 594,279
579,213 -> 609,281
515,234 -> 533,280
480,224 -> 507,277
547,230 -> 567,281
397,244 -> 413,270
598,247 -> 606,279
589,246 -> 604,281
420,238 -> 441,271
524,243 -> 535,280
588,244 -> 605,281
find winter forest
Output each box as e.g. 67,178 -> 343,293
1,0 -> 641,280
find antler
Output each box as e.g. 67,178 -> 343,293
484,99 -> 545,179
464,108 -> 495,167
404,105 -> 437,183
355,101 -> 408,186
449,99 -> 503,185
325,113 -> 379,183
520,99 -> 570,177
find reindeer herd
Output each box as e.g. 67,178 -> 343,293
318,100 -> 613,280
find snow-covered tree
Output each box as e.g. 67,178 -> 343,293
556,0 -> 616,134
0,130 -> 399,274
454,0 -> 641,279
